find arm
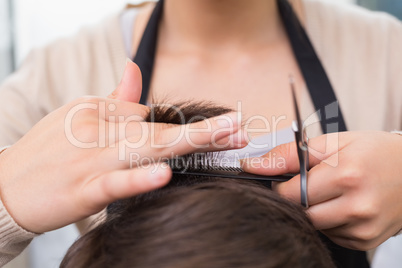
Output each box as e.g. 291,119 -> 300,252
0,49 -> 55,148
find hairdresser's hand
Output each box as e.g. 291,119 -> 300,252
241,131 -> 402,250
0,61 -> 246,234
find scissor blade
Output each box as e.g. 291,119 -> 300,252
289,75 -> 303,138
289,75 -> 309,208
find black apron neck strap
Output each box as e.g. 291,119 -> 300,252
277,0 -> 347,133
133,0 -> 164,105
133,0 -> 347,133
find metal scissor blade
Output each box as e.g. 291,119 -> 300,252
289,75 -> 309,208
289,75 -> 303,141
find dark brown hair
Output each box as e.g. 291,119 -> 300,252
60,101 -> 334,268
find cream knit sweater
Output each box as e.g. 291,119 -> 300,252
0,0 -> 401,265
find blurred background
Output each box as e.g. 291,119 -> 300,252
2,0 -> 402,84
0,0 -> 401,267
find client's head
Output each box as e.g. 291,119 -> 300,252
61,101 -> 334,268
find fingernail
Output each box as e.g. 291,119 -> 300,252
122,60 -> 132,81
239,157 -> 262,169
149,163 -> 170,186
160,162 -> 170,169
126,57 -> 133,66
149,169 -> 164,186
109,59 -> 135,99
231,129 -> 248,148
239,158 -> 247,168
110,89 -> 118,98
115,59 -> 132,94
216,112 -> 239,128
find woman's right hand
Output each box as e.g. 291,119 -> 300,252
0,61 -> 246,234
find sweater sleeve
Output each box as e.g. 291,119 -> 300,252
0,195 -> 38,266
385,16 -> 402,130
0,14 -> 125,148
0,49 -> 55,148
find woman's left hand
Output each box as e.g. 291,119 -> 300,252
241,131 -> 402,250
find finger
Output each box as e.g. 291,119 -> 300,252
197,129 -> 249,152
275,155 -> 343,204
71,96 -> 149,122
108,59 -> 142,103
321,222 -> 392,251
306,197 -> 349,230
241,141 -> 300,175
103,99 -> 150,121
146,112 -> 242,157
320,225 -> 375,251
240,132 -> 347,175
319,232 -> 378,251
115,112 -> 242,166
82,163 -> 172,209
271,174 -> 301,203
122,114 -> 246,150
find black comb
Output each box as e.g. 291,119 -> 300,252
172,166 -> 293,182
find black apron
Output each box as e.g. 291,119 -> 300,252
132,0 -> 369,267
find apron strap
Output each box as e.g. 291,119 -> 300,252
133,0 -> 164,105
277,0 -> 347,133
134,0 -> 347,134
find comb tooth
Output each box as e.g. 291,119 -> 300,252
168,154 -> 246,173
212,166 -> 243,172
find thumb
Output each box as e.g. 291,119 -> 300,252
240,133 -> 342,175
108,59 -> 142,103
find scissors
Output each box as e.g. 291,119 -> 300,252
171,77 -> 309,208
290,76 -> 309,208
